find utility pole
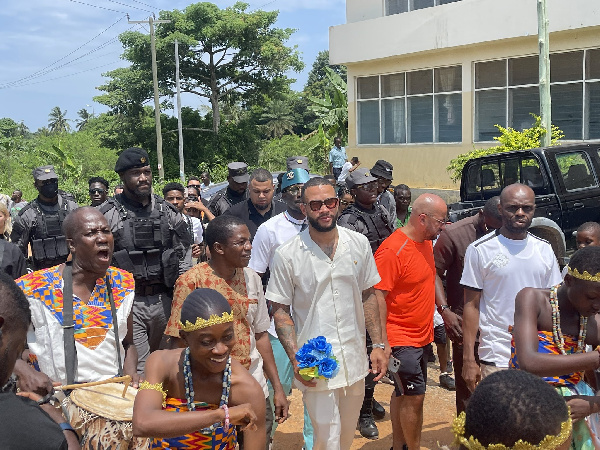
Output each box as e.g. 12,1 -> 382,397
129,15 -> 171,180
175,39 -> 185,185
538,0 -> 551,147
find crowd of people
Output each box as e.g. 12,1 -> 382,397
1,138 -> 600,450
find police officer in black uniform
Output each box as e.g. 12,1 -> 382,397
99,147 -> 193,373
337,167 -> 394,440
207,162 -> 250,217
11,165 -> 79,270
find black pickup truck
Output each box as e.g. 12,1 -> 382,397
448,143 -> 600,259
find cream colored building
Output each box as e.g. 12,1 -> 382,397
329,0 -> 600,191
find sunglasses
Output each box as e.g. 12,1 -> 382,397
340,200 -> 353,206
283,185 -> 302,195
89,188 -> 106,194
356,182 -> 378,191
305,197 -> 339,212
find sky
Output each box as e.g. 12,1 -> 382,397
0,0 -> 346,131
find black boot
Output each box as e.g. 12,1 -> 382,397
358,413 -> 379,439
372,399 -> 385,420
358,394 -> 379,439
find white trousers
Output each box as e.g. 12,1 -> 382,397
302,378 -> 365,450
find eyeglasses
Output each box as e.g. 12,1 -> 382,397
305,197 -> 339,212
422,213 -> 448,225
283,185 -> 302,195
355,182 -> 378,191
186,196 -> 199,202
340,200 -> 353,206
89,189 -> 106,195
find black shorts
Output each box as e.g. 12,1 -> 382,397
392,345 -> 431,396
434,324 -> 447,345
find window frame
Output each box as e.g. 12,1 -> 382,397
474,49 -> 600,143
356,64 -> 462,146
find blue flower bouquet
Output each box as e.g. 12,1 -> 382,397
295,336 -> 339,381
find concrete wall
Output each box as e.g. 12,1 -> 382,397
331,0 -> 600,190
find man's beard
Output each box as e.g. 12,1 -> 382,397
255,202 -> 270,211
308,212 -> 337,232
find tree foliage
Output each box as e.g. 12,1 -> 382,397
304,50 -> 347,100
48,106 -> 70,133
446,115 -> 564,182
96,2 -> 303,135
306,67 -> 348,143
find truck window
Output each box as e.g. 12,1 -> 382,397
520,158 -> 548,194
501,159 -> 520,186
556,152 -> 598,191
481,162 -> 501,194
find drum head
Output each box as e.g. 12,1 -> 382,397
70,382 -> 137,422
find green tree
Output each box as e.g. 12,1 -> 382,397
76,108 -> 92,131
307,67 -> 348,143
260,99 -> 295,139
48,106 -> 70,133
304,50 -> 347,100
97,2 -> 304,135
0,118 -> 19,138
446,115 -> 564,182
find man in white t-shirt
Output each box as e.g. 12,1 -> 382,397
460,183 -> 562,392
337,157 -> 360,185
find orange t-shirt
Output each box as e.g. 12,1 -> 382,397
374,229 -> 435,348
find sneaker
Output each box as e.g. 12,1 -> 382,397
357,415 -> 379,439
372,399 -> 385,420
446,360 -> 453,373
440,372 -> 456,391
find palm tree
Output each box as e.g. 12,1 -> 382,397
260,100 -> 296,139
48,106 -> 70,133
76,108 -> 91,131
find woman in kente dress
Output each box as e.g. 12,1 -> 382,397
511,245 -> 600,449
132,288 -> 266,449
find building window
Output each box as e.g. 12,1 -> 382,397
474,49 -> 600,142
385,0 -> 461,15
356,65 -> 462,145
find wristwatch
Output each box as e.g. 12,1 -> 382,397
372,343 -> 386,350
438,304 -> 451,314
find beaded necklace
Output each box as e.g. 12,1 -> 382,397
183,347 -> 231,435
550,284 -> 587,355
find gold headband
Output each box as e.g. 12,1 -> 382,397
452,411 -> 572,450
567,266 -> 600,283
179,311 -> 234,332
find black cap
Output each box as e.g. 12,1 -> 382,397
115,147 -> 150,173
32,165 -> 58,181
286,156 -> 309,171
346,168 -> 378,190
227,162 -> 249,183
370,160 -> 394,180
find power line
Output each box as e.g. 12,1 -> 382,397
68,0 -> 128,14
126,0 -> 158,11
105,0 -> 153,14
0,15 -> 126,88
8,61 -> 125,88
0,23 -> 143,89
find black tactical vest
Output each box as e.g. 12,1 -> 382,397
339,204 -> 393,254
25,198 -> 71,270
100,196 -> 177,286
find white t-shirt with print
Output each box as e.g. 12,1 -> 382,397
460,231 -> 562,367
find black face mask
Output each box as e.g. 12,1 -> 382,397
39,181 -> 59,198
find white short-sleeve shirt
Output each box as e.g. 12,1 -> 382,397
266,226 -> 381,391
460,231 -> 562,367
243,267 -> 271,398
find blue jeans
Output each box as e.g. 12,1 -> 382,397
267,333 -> 314,449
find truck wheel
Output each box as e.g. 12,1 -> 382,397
529,217 -> 567,267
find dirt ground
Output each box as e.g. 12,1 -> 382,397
272,351 -> 456,449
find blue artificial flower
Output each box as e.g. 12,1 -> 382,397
317,357 -> 339,379
297,353 -> 318,368
307,336 -> 332,356
296,344 -> 315,362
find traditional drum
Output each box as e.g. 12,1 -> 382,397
62,382 -> 150,450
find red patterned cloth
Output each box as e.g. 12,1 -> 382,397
165,263 -> 254,369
